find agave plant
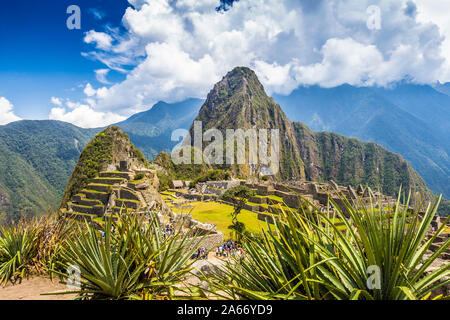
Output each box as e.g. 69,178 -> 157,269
0,219 -> 39,285
315,190 -> 449,300
34,215 -> 77,280
54,212 -> 203,300
202,188 -> 449,300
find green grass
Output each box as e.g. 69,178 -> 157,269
68,202 -> 93,208
171,201 -> 269,239
82,189 -> 107,194
444,225 -> 450,234
253,194 -> 284,202
128,179 -> 145,185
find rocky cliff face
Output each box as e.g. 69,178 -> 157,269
293,122 -> 429,196
188,67 -> 305,180
185,67 -> 429,197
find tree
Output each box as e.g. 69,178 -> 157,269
220,185 -> 255,240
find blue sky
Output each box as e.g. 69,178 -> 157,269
0,0 -> 129,120
0,0 -> 449,127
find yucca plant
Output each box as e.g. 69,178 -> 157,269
202,188 -> 449,300
53,212 -> 203,300
114,213 -> 205,299
0,219 -> 39,285
199,203 -> 332,300
34,215 -> 77,280
313,190 -> 449,300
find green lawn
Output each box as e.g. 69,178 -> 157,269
171,201 -> 269,239
444,225 -> 450,234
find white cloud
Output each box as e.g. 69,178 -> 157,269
414,0 -> 450,82
50,97 -> 63,106
84,30 -> 113,50
0,97 -> 21,125
52,0 -> 450,127
95,69 -> 111,84
83,83 -> 96,97
49,103 -> 125,128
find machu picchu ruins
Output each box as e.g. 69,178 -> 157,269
61,160 -> 162,221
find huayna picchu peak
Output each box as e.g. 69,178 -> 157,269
189,66 -> 306,180
185,66 -> 429,200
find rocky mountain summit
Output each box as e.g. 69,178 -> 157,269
186,67 -> 429,199
60,126 -> 169,221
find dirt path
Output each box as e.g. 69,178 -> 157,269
0,277 -> 77,300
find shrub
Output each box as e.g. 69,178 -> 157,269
157,172 -> 171,192
190,169 -> 231,188
54,213 -> 203,300
0,219 -> 39,284
134,173 -> 145,181
203,189 -> 450,300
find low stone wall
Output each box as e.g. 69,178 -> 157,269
207,181 -> 241,189
118,188 -> 139,201
99,171 -> 130,179
83,191 -> 109,203
204,187 -> 224,196
92,177 -> 125,185
176,192 -> 218,202
267,198 -> 281,205
256,185 -> 271,196
68,203 -> 100,215
65,212 -> 95,222
244,203 -> 260,212
283,194 -> 301,209
274,184 -> 290,193
88,183 -> 110,193
316,192 -> 329,206
249,196 -> 267,204
115,199 -> 139,209
258,212 -> 276,224
78,199 -> 102,207
274,190 -> 290,198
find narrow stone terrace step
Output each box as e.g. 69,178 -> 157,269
91,177 -> 126,185
99,171 -> 131,179
80,189 -> 110,203
87,183 -> 111,193
115,199 -> 140,210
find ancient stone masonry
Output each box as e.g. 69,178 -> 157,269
61,160 -> 164,221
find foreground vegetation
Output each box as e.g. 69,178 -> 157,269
202,191 -> 449,300
0,189 -> 448,300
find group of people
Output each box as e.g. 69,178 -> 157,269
193,247 -> 209,260
215,241 -> 244,258
161,224 -> 175,239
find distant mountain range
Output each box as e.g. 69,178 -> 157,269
273,83 -> 450,198
0,121 -> 96,221
0,70 -> 448,220
115,98 -> 203,160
